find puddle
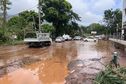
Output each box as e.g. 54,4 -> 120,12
0,41 -> 126,84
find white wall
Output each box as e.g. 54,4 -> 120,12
123,0 -> 126,23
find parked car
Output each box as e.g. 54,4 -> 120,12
83,37 -> 97,42
73,36 -> 82,40
95,35 -> 102,40
55,37 -> 65,42
68,37 -> 72,41
63,34 -> 72,41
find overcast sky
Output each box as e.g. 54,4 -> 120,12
8,0 -> 122,26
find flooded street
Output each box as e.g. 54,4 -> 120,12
0,41 -> 126,84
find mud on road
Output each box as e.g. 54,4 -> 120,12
0,41 -> 126,84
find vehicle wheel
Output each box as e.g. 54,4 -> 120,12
28,42 -> 33,47
40,42 -> 43,47
45,42 -> 51,46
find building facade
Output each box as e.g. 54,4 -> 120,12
123,0 -> 126,40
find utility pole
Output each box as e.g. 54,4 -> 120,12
38,0 -> 41,33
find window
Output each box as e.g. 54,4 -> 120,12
125,8 -> 126,15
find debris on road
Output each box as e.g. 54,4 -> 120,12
65,58 -> 105,84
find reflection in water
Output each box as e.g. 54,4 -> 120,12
0,41 -> 126,84
0,41 -> 77,84
0,69 -> 42,84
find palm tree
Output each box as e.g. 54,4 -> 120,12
0,0 -> 11,33
1,0 -> 11,24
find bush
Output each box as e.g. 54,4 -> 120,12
0,28 -> 10,44
94,66 -> 126,84
0,32 -> 7,44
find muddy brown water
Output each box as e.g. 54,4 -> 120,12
0,41 -> 126,84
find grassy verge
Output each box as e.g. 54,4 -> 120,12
0,40 -> 24,46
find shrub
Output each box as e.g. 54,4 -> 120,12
94,66 -> 126,84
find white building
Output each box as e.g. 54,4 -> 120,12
122,0 -> 126,40
123,0 -> 126,27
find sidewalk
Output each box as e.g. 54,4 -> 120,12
109,38 -> 126,46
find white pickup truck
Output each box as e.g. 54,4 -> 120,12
24,32 -> 52,47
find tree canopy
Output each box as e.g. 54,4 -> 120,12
40,0 -> 80,37
0,0 -> 11,23
7,10 -> 38,39
0,17 -> 2,27
104,9 -> 122,35
86,23 -> 106,35
41,24 -> 54,33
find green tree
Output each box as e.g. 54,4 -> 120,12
0,17 -> 2,27
7,11 -> 38,40
87,23 -> 106,35
40,0 -> 80,37
80,26 -> 87,32
8,11 -> 38,30
0,0 -> 11,43
0,0 -> 11,30
41,24 -> 54,33
19,10 -> 42,31
41,24 -> 55,38
19,10 -> 38,23
8,16 -> 26,28
104,9 -> 122,35
62,21 -> 80,37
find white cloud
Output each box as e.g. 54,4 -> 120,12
68,0 -> 88,13
68,0 -> 118,26
8,0 -> 121,26
9,0 -> 38,15
84,12 -> 102,22
93,0 -> 116,13
79,11 -> 102,26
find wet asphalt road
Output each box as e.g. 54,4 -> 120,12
0,40 -> 126,84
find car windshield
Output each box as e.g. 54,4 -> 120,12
57,37 -> 62,39
87,37 -> 94,39
75,36 -> 80,38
